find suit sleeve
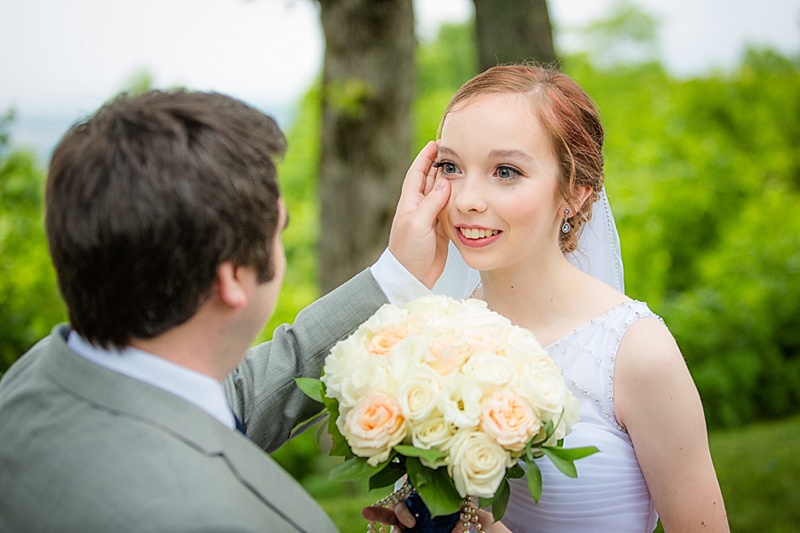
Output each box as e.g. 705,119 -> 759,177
222,269 -> 389,453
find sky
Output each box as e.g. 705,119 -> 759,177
1,0 -> 798,158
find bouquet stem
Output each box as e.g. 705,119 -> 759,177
405,491 -> 461,533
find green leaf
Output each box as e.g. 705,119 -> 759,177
507,462 -> 525,479
369,461 -> 406,490
525,459 -> 542,503
541,418 -> 555,440
541,447 -> 577,478
294,377 -> 324,403
406,457 -> 463,517
541,445 -> 599,478
491,479 -> 510,522
394,444 -> 448,464
329,457 -> 387,482
554,445 -> 600,461
322,394 -> 351,457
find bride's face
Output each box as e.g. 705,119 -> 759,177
436,93 -> 564,273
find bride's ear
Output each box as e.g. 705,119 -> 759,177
216,262 -> 248,309
573,184 -> 593,213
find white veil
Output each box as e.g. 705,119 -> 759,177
432,190 -> 625,297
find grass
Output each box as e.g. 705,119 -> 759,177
708,414 -> 800,532
297,414 -> 800,532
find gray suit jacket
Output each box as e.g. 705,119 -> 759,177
0,270 -> 387,532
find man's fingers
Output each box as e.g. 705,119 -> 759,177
361,503 -> 416,530
361,506 -> 398,526
401,141 -> 438,197
415,177 -> 451,224
421,141 -> 440,196
393,501 -> 416,528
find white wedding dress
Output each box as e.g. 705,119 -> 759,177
434,192 -> 659,532
500,300 -> 660,532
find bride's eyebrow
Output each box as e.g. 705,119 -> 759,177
488,148 -> 534,162
437,145 -> 457,158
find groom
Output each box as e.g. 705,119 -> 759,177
0,90 -> 448,531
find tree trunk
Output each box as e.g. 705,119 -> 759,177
318,0 -> 415,293
472,0 -> 557,71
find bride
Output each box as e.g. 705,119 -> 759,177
423,64 -> 729,532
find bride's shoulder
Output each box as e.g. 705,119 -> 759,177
615,306 -> 681,381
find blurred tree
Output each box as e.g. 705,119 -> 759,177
473,0 -> 557,70
317,0 -> 415,292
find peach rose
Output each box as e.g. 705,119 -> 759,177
369,326 -> 408,356
480,390 -> 540,452
340,393 -> 407,466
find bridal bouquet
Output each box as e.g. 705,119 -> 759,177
297,295 -> 598,530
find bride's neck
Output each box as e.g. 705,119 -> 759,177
479,257 -> 577,329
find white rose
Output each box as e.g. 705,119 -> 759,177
439,374 -> 482,429
360,303 -> 409,335
322,333 -> 372,402
410,410 -> 455,468
461,352 -> 517,389
397,364 -> 441,421
446,429 -> 512,498
326,351 -> 393,409
389,335 -> 430,378
516,360 -> 569,416
546,390 -> 580,445
340,393 -> 407,466
503,327 -> 549,369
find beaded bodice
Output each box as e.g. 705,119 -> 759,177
501,300 -> 661,533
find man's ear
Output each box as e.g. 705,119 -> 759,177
216,262 -> 248,309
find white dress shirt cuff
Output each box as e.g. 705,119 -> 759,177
370,249 -> 430,306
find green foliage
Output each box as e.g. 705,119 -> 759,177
254,83 -> 323,344
324,77 -> 374,119
0,114 -> 66,374
414,22 -> 479,146
563,46 -> 800,428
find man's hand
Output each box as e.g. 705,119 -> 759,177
362,503 -> 512,532
389,141 -> 451,289
362,503 -> 416,531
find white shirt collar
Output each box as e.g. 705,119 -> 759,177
66,331 -> 236,430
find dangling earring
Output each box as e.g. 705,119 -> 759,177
561,208 -> 572,234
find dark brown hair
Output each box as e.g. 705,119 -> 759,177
440,64 -> 604,253
46,90 -> 286,348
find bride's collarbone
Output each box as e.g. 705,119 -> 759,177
520,295 -> 630,347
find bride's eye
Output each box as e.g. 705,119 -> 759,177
433,161 -> 459,175
496,165 -> 521,181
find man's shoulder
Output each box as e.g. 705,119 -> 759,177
0,409 -> 330,531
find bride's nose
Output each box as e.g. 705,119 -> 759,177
453,175 -> 488,213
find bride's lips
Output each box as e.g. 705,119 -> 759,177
454,225 -> 501,248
